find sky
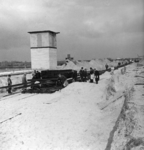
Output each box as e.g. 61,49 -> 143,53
0,0 -> 144,61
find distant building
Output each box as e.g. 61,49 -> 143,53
65,54 -> 74,61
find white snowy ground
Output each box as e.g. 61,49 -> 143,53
0,64 -> 139,150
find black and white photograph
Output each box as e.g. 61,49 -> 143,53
0,0 -> 144,149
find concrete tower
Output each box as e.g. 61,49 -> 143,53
28,30 -> 60,70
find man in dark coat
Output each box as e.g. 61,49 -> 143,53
94,69 -> 100,84
36,71 -> 41,79
72,70 -> 77,82
83,69 -> 88,82
118,62 -> 121,66
79,67 -> 84,82
7,74 -> 12,94
22,73 -> 27,92
58,74 -> 68,88
105,64 -> 109,70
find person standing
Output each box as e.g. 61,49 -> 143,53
22,73 -> 27,92
105,64 -> 109,70
111,66 -> 115,75
7,74 -> 12,94
36,71 -> 41,79
90,67 -> 94,83
83,69 -> 88,82
79,67 -> 84,82
72,70 -> 77,82
94,69 -> 100,84
31,72 -> 37,90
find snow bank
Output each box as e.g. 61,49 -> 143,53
59,58 -> 118,71
0,61 -> 138,150
101,66 -> 135,101
61,61 -> 80,70
0,81 -> 124,150
0,64 -> 137,150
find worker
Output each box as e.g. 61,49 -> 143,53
94,69 -> 100,84
83,69 -> 88,82
31,72 -> 36,89
36,70 -> 41,79
33,70 -> 37,76
118,62 -> 121,66
22,73 -> 27,92
72,70 -> 77,82
7,74 -> 12,94
90,67 -> 94,83
79,67 -> 84,82
111,66 -> 115,75
58,74 -> 68,88
105,64 -> 109,70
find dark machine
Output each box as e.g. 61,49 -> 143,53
41,69 -> 74,79
27,69 -> 78,93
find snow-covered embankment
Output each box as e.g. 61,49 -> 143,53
0,64 -> 137,150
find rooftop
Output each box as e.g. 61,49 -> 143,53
28,30 -> 60,34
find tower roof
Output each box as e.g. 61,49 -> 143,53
28,30 -> 60,34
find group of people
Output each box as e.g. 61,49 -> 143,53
7,73 -> 27,94
7,70 -> 42,94
6,64 -> 117,94
105,63 -> 115,75
32,70 -> 41,80
79,67 -> 100,84
79,67 -> 88,82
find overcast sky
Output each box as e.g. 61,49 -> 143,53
0,0 -> 144,61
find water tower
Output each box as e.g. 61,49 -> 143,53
28,30 -> 60,70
